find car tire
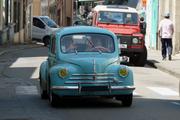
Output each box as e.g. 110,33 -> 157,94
130,46 -> 147,67
43,36 -> 50,46
116,93 -> 133,107
40,77 -> 48,99
48,80 -> 59,107
137,46 -> 147,66
49,91 -> 59,107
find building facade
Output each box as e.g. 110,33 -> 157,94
143,0 -> 180,54
57,0 -> 74,26
33,0 -> 41,16
48,0 -> 74,26
0,0 -> 33,45
0,0 -> 14,45
142,0 -> 158,50
41,0 -> 49,16
13,0 -> 33,44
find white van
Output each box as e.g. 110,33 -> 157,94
32,16 -> 60,46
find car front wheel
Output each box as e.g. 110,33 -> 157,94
40,77 -> 48,99
116,93 -> 133,107
49,91 -> 59,107
48,80 -> 59,107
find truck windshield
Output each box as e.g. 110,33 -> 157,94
98,11 -> 138,25
40,17 -> 58,28
61,34 -> 115,54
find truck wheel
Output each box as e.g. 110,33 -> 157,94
130,47 -> 147,67
136,46 -> 147,66
116,94 -> 133,107
43,36 -> 50,46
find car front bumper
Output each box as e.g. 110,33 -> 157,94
51,85 -> 135,96
52,85 -> 135,90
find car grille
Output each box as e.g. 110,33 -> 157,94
65,73 -> 120,84
117,35 -> 132,46
69,73 -> 115,80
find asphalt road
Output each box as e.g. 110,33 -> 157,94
0,46 -> 179,120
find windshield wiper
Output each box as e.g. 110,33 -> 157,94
96,48 -> 102,54
87,39 -> 102,54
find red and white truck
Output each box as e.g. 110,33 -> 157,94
91,5 -> 147,66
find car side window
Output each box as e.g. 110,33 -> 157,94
33,18 -> 45,29
50,36 -> 56,54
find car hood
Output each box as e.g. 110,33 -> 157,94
60,55 -> 119,73
97,24 -> 140,35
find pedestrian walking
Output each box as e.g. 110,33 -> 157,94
158,13 -> 174,61
140,17 -> 146,36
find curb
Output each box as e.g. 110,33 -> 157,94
147,60 -> 180,79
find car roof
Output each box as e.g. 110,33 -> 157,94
93,5 -> 137,13
56,26 -> 115,37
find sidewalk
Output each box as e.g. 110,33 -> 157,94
147,49 -> 180,79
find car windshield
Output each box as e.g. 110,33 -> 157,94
98,11 -> 138,25
61,34 -> 115,53
40,17 -> 58,28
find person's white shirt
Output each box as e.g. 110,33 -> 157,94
158,18 -> 174,39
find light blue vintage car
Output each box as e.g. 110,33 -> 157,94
39,26 -> 135,107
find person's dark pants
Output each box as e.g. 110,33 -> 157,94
161,38 -> 173,58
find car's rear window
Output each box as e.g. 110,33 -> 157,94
60,34 -> 115,53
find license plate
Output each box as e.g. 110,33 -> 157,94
120,44 -> 127,48
81,86 -> 109,92
120,56 -> 129,62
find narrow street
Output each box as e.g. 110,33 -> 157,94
0,46 -> 179,120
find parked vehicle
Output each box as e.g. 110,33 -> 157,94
32,16 -> 60,46
91,5 -> 147,66
39,26 -> 135,107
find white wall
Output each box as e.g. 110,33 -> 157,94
145,0 -> 151,49
174,0 -> 180,53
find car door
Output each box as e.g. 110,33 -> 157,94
32,17 -> 46,40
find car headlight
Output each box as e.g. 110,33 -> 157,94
119,67 -> 129,77
132,38 -> 139,44
58,68 -> 68,78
